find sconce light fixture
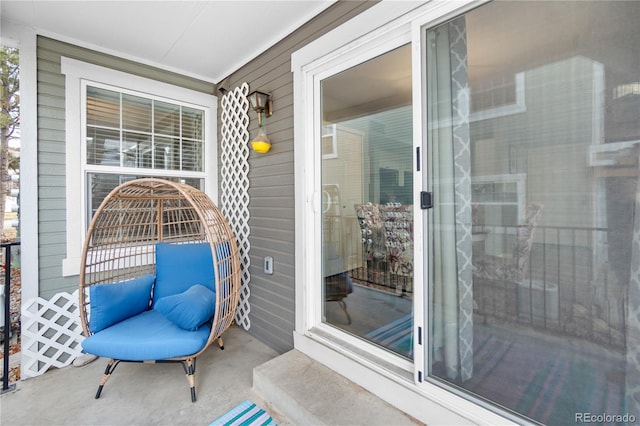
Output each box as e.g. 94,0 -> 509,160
247,90 -> 273,154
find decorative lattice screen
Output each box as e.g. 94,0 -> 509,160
21,291 -> 84,378
220,82 -> 252,330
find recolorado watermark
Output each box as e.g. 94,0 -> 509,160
575,413 -> 636,423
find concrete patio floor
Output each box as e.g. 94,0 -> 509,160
0,325 -> 421,426
1,325 -> 287,426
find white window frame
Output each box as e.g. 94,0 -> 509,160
292,1 -> 512,424
61,57 -> 217,277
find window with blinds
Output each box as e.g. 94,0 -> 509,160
84,85 -> 206,225
86,86 -> 204,171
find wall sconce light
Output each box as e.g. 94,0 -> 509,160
247,90 -> 273,154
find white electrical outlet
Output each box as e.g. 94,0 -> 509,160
264,256 -> 274,275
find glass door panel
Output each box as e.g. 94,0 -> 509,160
321,44 -> 414,359
425,1 -> 640,423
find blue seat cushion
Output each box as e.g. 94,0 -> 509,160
89,274 -> 155,334
154,243 -> 215,304
154,284 -> 216,331
81,310 -> 211,361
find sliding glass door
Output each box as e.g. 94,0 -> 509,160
320,44 -> 415,359
425,1 -> 640,423
310,1 -> 640,422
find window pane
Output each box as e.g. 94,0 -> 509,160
321,45 -> 414,359
86,173 -> 128,223
122,94 -> 151,132
123,132 -> 152,169
87,173 -> 204,227
84,84 -> 207,228
87,87 -> 119,128
154,136 -> 180,170
86,127 -> 120,166
182,107 -> 203,140
155,101 -> 180,137
426,2 -> 640,423
181,138 -> 202,172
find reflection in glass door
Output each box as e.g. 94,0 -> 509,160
320,44 -> 414,359
425,2 -> 640,423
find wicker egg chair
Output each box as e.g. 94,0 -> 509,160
78,178 -> 241,402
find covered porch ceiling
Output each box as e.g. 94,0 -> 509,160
0,0 -> 334,84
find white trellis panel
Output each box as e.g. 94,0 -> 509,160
21,290 -> 85,378
220,82 -> 252,330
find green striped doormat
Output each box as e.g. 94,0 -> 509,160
209,400 -> 277,426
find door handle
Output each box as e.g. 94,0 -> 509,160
420,191 -> 433,209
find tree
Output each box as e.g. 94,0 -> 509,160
0,46 -> 19,238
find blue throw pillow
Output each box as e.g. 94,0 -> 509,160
154,243 -> 215,303
154,284 -> 216,331
89,274 -> 154,334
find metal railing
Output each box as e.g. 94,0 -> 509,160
1,241 -> 20,394
476,224 -> 627,350
331,218 -> 626,349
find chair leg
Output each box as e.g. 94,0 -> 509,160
217,337 -> 224,350
182,358 -> 197,402
95,359 -> 120,399
338,300 -> 352,324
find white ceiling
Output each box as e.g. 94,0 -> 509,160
0,0 -> 334,83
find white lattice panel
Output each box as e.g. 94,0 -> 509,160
220,83 -> 252,330
21,290 -> 85,378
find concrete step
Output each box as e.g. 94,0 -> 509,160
253,349 -> 421,426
